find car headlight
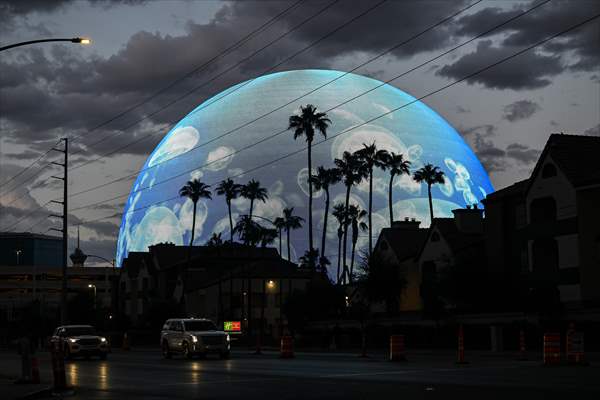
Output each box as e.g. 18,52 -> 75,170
68,338 -> 78,343
226,334 -> 230,342
100,337 -> 107,343
191,335 -> 198,343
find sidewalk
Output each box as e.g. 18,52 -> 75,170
0,377 -> 51,400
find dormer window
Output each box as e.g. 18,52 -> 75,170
542,163 -> 557,178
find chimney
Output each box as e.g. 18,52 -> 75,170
391,218 -> 421,230
452,207 -> 484,233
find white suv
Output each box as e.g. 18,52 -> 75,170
51,325 -> 110,360
160,318 -> 230,359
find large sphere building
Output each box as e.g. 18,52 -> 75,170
116,69 -> 493,270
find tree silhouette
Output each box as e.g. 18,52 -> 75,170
259,226 -> 278,248
234,215 -> 261,247
355,142 -> 389,255
241,179 -> 268,220
288,104 -> 331,262
310,166 -> 341,269
206,232 -> 223,247
334,151 -> 365,284
332,203 -> 346,283
283,207 -> 304,262
273,217 -> 286,258
383,152 -> 411,225
179,179 -> 212,247
413,164 -> 445,224
215,178 -> 241,243
347,204 -> 368,280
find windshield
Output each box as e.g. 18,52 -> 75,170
65,326 -> 96,336
184,320 -> 217,331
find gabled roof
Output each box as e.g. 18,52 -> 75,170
482,179 -> 528,204
416,218 -> 485,262
376,226 -> 429,262
528,133 -> 600,191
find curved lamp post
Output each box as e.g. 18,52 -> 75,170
1,37 -> 91,52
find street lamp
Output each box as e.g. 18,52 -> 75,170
88,284 -> 97,310
15,249 -> 22,265
0,37 -> 92,52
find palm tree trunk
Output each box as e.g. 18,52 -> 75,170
278,228 -> 282,257
227,201 -> 234,243
388,173 -> 395,226
321,188 -> 330,264
190,201 -> 197,247
427,183 -> 434,226
342,184 -> 351,284
307,140 -> 314,263
350,237 -> 357,282
336,229 -> 342,283
286,228 -> 291,261
249,198 -> 254,220
368,168 -> 373,256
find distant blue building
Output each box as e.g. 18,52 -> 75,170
0,232 -> 62,267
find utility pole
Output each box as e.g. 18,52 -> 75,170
50,138 -> 68,325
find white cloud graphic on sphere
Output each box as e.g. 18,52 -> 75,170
117,70 -> 494,271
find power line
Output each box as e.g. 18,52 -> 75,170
65,0 -> 484,201
66,0 -> 306,147
0,0 -> 305,201
67,0 -> 343,165
67,0 -> 540,212
76,10 -> 599,233
0,139 -> 61,195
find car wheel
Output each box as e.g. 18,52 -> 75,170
64,346 -> 72,360
182,342 -> 192,359
162,341 -> 172,359
219,351 -> 230,360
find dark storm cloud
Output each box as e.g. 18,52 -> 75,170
471,133 -> 506,172
503,100 -> 541,122
505,143 -> 541,165
448,0 -> 600,87
436,40 -> 564,90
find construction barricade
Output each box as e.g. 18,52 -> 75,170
543,332 -> 561,366
567,330 -> 587,366
456,324 -> 468,364
280,335 -> 294,359
389,335 -> 406,361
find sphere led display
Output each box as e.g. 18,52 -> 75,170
116,69 -> 494,269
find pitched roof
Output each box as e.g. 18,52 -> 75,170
482,179 -> 528,203
432,218 -> 484,255
531,133 -> 600,189
376,227 -> 429,262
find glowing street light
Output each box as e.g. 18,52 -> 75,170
267,280 -> 275,289
0,37 -> 92,52
88,284 -> 97,310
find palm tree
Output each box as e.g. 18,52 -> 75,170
384,152 -> 411,225
273,217 -> 286,258
413,163 -> 446,225
259,227 -> 278,248
299,249 -> 319,269
288,104 -> 331,259
332,203 -> 346,283
240,179 -> 268,220
179,179 -> 212,247
334,151 -> 364,284
206,232 -> 223,247
234,215 -> 261,246
347,204 -> 368,281
355,142 -> 389,255
310,166 -> 341,267
216,178 -> 241,243
283,207 -> 304,262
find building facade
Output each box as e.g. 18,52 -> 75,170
0,232 -> 62,268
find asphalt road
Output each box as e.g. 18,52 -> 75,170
1,348 -> 599,399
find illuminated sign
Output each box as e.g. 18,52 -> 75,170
224,321 -> 241,333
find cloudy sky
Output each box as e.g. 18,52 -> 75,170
1,0 -> 598,265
